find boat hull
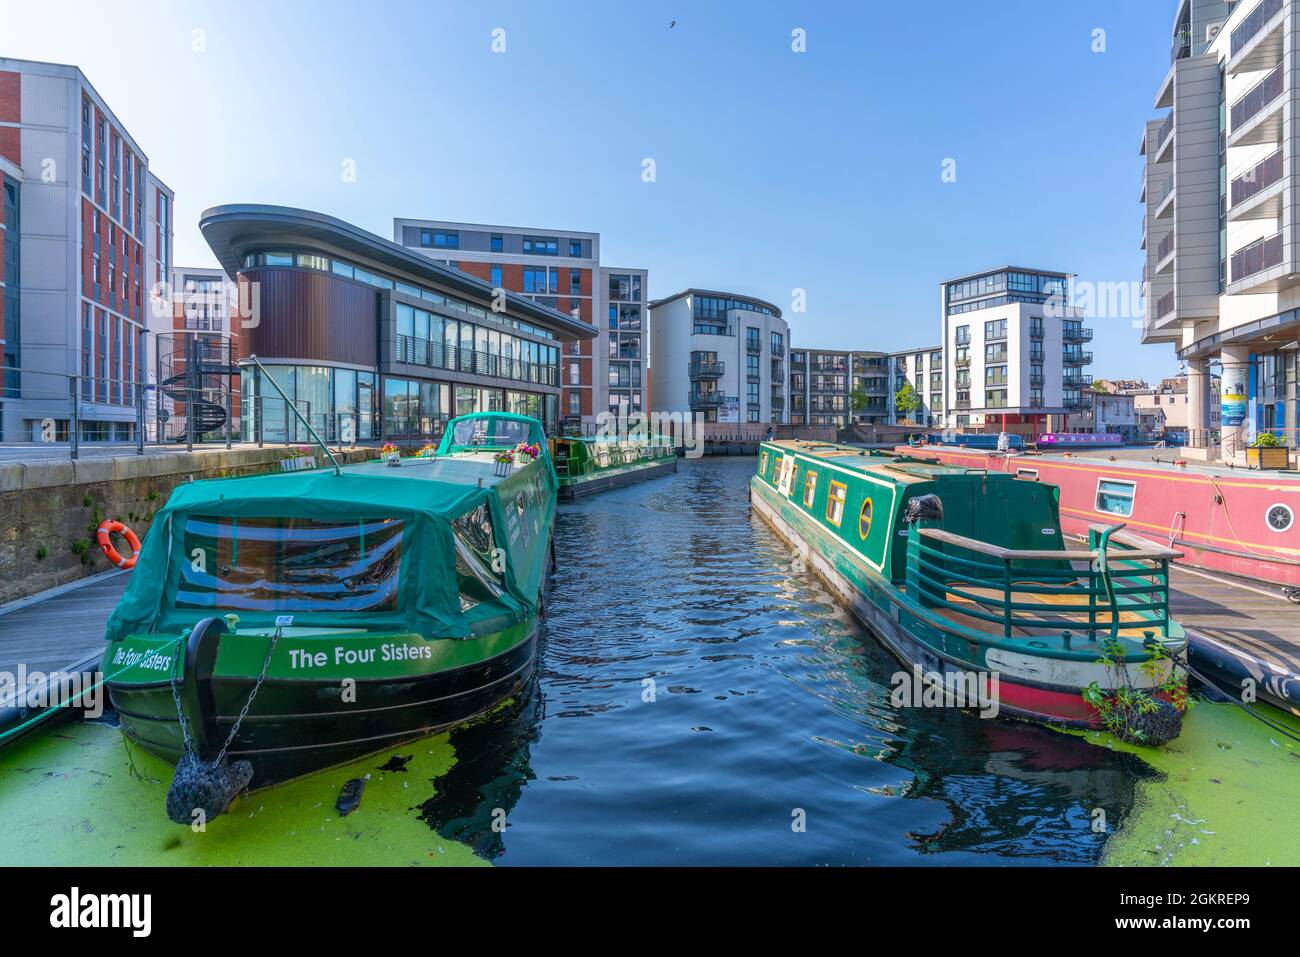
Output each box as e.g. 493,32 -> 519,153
106,623 -> 538,787
896,445 -> 1300,587
558,457 -> 678,500
750,479 -> 1169,729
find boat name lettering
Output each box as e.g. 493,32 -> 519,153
287,643 -> 433,669
110,647 -> 174,673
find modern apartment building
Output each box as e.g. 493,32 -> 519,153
648,289 -> 788,426
941,267 -> 1092,438
393,218 -> 648,428
1139,0 -> 1300,454
888,345 -> 944,426
788,347 -> 890,427
200,206 -> 595,442
0,59 -> 172,442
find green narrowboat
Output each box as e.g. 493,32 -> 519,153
101,412 -> 556,791
750,439 -> 1188,732
550,433 -> 677,500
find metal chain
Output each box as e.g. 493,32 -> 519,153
213,628 -> 281,765
169,628 -> 195,753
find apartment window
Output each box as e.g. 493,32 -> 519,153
985,388 -> 1008,409
984,319 -> 1008,340
954,325 -> 970,345
747,354 -> 760,378
523,267 -> 548,293
522,236 -> 558,255
296,253 -> 328,270
568,239 -> 582,257
490,265 -> 503,289
490,234 -> 503,253
569,268 -> 582,296
569,361 -> 580,386
568,390 -> 580,415
985,365 -> 1007,386
93,254 -> 101,285
985,343 -> 1007,363
747,381 -> 760,405
771,331 -> 784,354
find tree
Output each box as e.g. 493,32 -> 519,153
894,381 -> 920,420
850,385 -> 870,413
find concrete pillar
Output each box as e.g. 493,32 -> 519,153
1219,345 -> 1250,457
1187,357 -> 1210,446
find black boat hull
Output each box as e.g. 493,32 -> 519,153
107,625 -> 539,787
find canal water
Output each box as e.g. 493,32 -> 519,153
420,456 -> 1158,865
8,455 -> 1292,865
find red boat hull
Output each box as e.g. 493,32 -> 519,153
895,445 -> 1300,586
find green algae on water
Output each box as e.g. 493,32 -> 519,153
0,720 -> 486,866
1081,700 -> 1300,866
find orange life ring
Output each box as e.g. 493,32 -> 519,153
97,519 -> 141,569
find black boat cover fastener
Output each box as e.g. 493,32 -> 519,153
905,494 -> 944,525
165,751 -> 254,825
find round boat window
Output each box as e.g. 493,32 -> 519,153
1266,503 -> 1294,533
858,498 -> 873,539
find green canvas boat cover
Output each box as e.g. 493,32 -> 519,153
106,413 -> 556,643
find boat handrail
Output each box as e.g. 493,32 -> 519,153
916,527 -> 1183,562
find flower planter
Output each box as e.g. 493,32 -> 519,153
514,453 -> 532,467
1247,445 -> 1290,470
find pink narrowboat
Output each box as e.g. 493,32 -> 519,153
895,444 -> 1300,588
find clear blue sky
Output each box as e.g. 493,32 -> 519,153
8,0 -> 1181,381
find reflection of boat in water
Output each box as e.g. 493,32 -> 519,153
102,412 -> 557,788
751,440 -> 1187,731
550,433 -> 677,500
897,442 -> 1300,587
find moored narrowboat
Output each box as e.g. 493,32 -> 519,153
751,440 -> 1188,734
551,433 -> 677,500
102,412 -> 557,793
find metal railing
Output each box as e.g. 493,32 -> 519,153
1230,148 -> 1283,205
1231,229 -> 1284,281
1156,289 -> 1175,318
1155,113 -> 1174,154
1156,230 -> 1175,261
1230,63 -> 1284,131
688,360 -> 725,378
905,525 -> 1178,640
1232,0 -> 1284,57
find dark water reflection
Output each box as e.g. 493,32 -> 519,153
419,457 -> 1156,864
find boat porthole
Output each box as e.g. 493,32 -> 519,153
1266,503 -> 1294,533
858,498 -> 873,539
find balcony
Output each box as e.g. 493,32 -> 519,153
688,391 -> 732,409
1230,64 -> 1284,145
1063,372 -> 1093,388
770,396 -> 785,411
1230,229 -> 1285,285
1029,321 -> 1044,339
745,338 -> 762,354
689,360 -> 724,379
1156,230 -> 1175,263
1062,350 -> 1093,366
954,333 -> 971,346
1230,0 -> 1285,73
954,356 -> 970,369
1229,148 -> 1284,220
1156,174 -> 1178,220
1154,112 -> 1174,161
1063,395 -> 1090,410
771,342 -> 785,357
953,399 -> 971,411
1063,326 -> 1094,342
1156,289 -> 1175,319
1029,373 -> 1044,388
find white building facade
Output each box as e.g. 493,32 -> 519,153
941,267 -> 1092,439
1140,0 -> 1300,456
889,345 -> 943,426
648,289 -> 788,427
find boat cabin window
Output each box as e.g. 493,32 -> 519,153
177,516 -> 403,612
451,504 -> 506,613
826,481 -> 847,527
858,498 -> 873,539
802,470 -> 818,508
1095,478 -> 1136,517
449,416 -> 534,449
759,451 -> 768,476
1015,468 -> 1038,481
